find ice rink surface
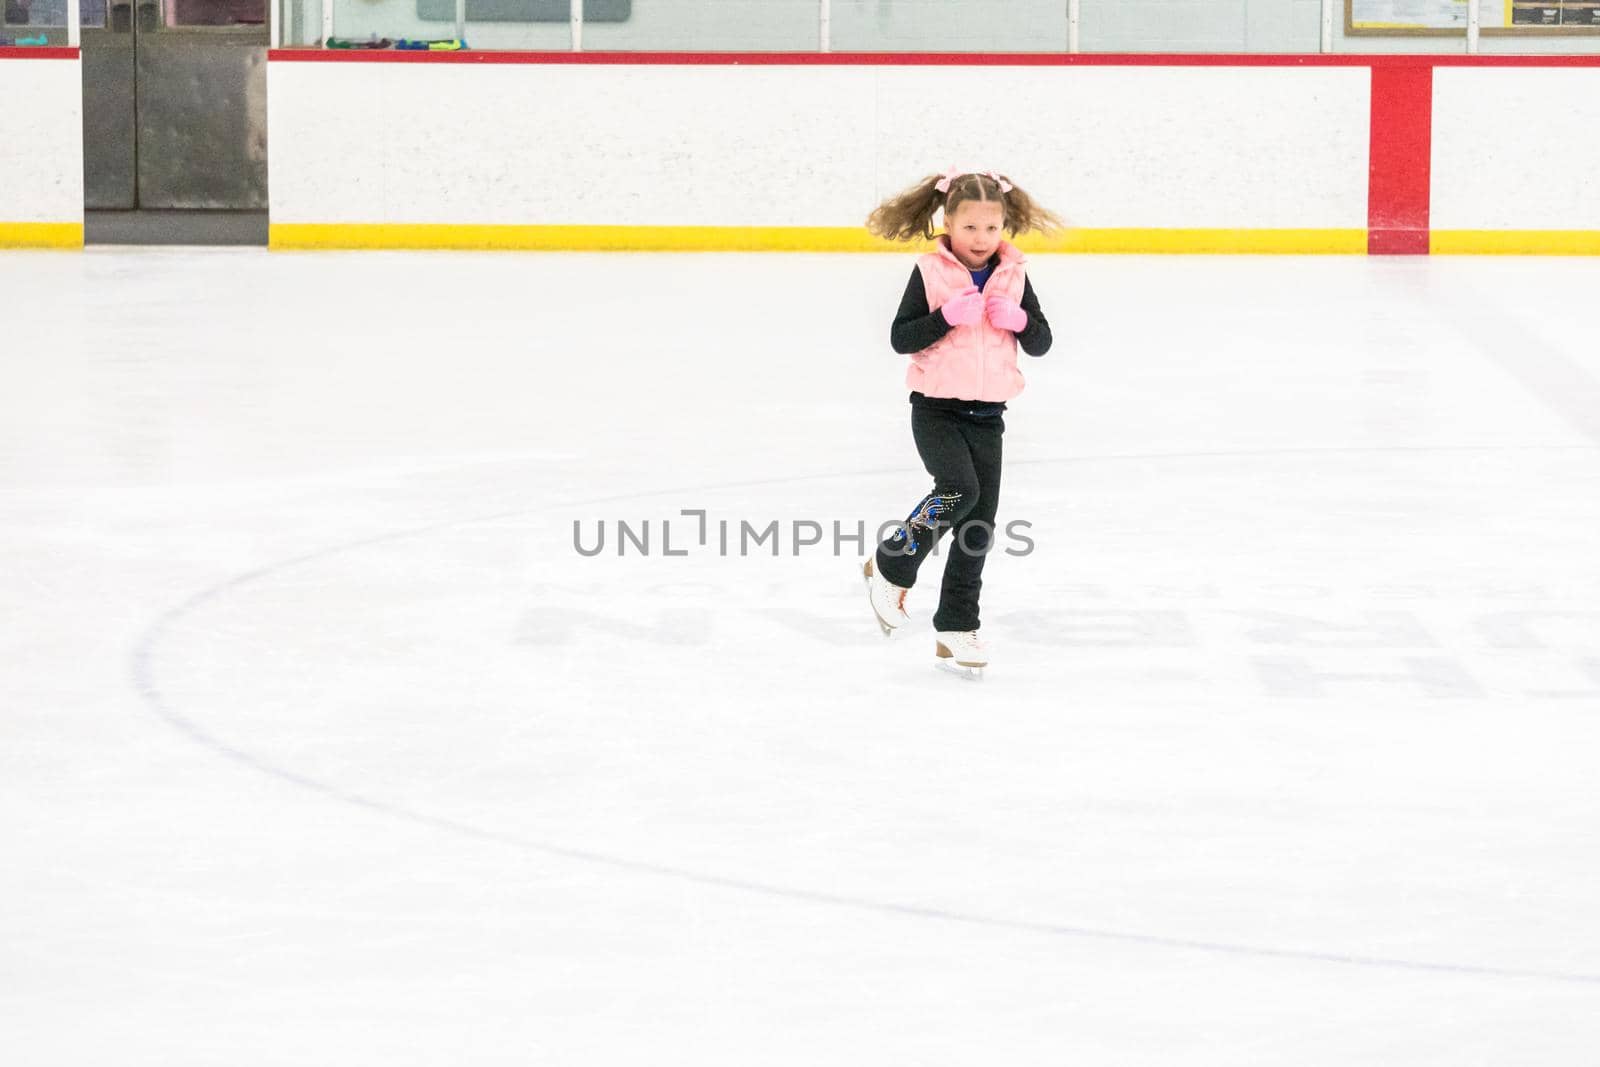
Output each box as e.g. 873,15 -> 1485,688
3,248 -> 1598,1064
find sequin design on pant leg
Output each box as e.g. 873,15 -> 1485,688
891,491 -> 963,554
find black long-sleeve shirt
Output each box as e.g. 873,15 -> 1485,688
889,263 -> 1052,415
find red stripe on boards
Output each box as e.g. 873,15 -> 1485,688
0,46 -> 80,59
1368,65 -> 1433,255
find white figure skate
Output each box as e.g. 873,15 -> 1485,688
934,630 -> 988,680
862,557 -> 909,635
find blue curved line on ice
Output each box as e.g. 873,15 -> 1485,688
127,447 -> 1600,987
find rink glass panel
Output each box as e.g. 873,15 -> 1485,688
302,0 -> 1326,53
275,0 -> 319,46
325,0 -> 815,49
274,0 -> 1600,53
0,0 -> 108,38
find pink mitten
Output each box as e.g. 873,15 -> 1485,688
940,286 -> 984,327
985,294 -> 1028,333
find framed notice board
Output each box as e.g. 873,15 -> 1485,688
1348,0 -> 1600,34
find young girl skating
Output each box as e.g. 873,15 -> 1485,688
861,169 -> 1060,677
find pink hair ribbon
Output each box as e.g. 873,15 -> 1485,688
934,167 -> 1013,195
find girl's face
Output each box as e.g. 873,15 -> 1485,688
945,198 -> 1006,270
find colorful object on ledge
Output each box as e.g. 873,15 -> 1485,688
0,34 -> 51,45
395,37 -> 467,50
324,36 -> 393,49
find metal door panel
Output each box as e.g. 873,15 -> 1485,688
80,0 -> 267,215
134,35 -> 265,209
81,33 -> 137,209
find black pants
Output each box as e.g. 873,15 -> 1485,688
875,405 -> 1004,633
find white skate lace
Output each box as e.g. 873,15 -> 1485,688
873,567 -> 908,615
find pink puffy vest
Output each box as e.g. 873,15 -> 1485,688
906,235 -> 1029,404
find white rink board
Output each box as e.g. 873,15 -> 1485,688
0,57 -> 84,224
1432,67 -> 1600,231
267,62 -> 1371,229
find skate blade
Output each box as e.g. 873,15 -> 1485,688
873,607 -> 908,637
935,659 -> 985,681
